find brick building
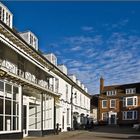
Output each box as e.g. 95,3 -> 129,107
98,77 -> 140,126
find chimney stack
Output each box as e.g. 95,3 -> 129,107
100,77 -> 104,93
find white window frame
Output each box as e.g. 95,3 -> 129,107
122,110 -> 138,120
107,90 -> 117,96
124,96 -> 138,107
110,99 -> 116,108
126,88 -> 136,94
102,100 -> 107,108
0,80 -> 20,132
102,112 -> 108,121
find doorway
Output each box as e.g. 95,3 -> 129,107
23,105 -> 28,137
109,112 -> 117,125
62,115 -> 64,130
110,114 -> 116,124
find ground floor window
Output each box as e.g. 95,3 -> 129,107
122,110 -> 137,120
28,94 -> 41,130
102,112 -> 108,121
0,80 -> 19,132
43,94 -> 53,130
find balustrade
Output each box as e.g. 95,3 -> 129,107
0,59 -> 55,92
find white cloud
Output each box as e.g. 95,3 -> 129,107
111,19 -> 129,29
47,30 -> 140,94
81,26 -> 94,32
71,46 -> 82,51
63,32 -> 140,94
64,35 -> 103,46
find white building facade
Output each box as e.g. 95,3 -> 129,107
0,2 -> 90,139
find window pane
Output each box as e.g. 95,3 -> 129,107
0,116 -> 3,131
127,98 -> 133,106
103,113 -> 108,121
111,100 -> 115,108
103,100 -> 107,107
13,101 -> 19,116
0,98 -> 3,114
127,112 -> 133,119
0,81 -> 4,92
5,116 -> 11,131
13,117 -> 19,130
13,86 -> 18,101
123,98 -> 126,107
134,98 -> 137,106
5,83 -> 12,93
134,111 -> 137,120
122,112 -> 126,120
5,99 -> 11,115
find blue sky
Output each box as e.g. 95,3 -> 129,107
3,1 -> 140,94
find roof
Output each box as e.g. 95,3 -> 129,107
103,82 -> 140,92
0,20 -> 91,98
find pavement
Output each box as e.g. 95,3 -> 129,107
23,126 -> 140,140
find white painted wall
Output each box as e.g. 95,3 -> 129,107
19,31 -> 38,50
57,64 -> 67,75
0,2 -> 13,28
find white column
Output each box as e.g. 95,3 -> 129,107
19,85 -> 23,132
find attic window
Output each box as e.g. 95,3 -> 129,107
106,90 -> 116,96
126,88 -> 136,94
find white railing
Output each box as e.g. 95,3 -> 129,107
2,60 -> 17,75
0,59 -> 54,92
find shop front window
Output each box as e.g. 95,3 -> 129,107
0,80 -> 19,132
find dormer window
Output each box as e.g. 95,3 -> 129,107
126,88 -> 136,94
0,3 -> 13,28
19,31 -> 38,50
106,90 -> 116,96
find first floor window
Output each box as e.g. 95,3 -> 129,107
102,100 -> 107,108
127,98 -> 133,106
122,110 -> 137,120
123,96 -> 138,107
110,99 -> 116,108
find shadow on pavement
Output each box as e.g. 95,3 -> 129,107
88,126 -> 140,135
128,136 -> 140,139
